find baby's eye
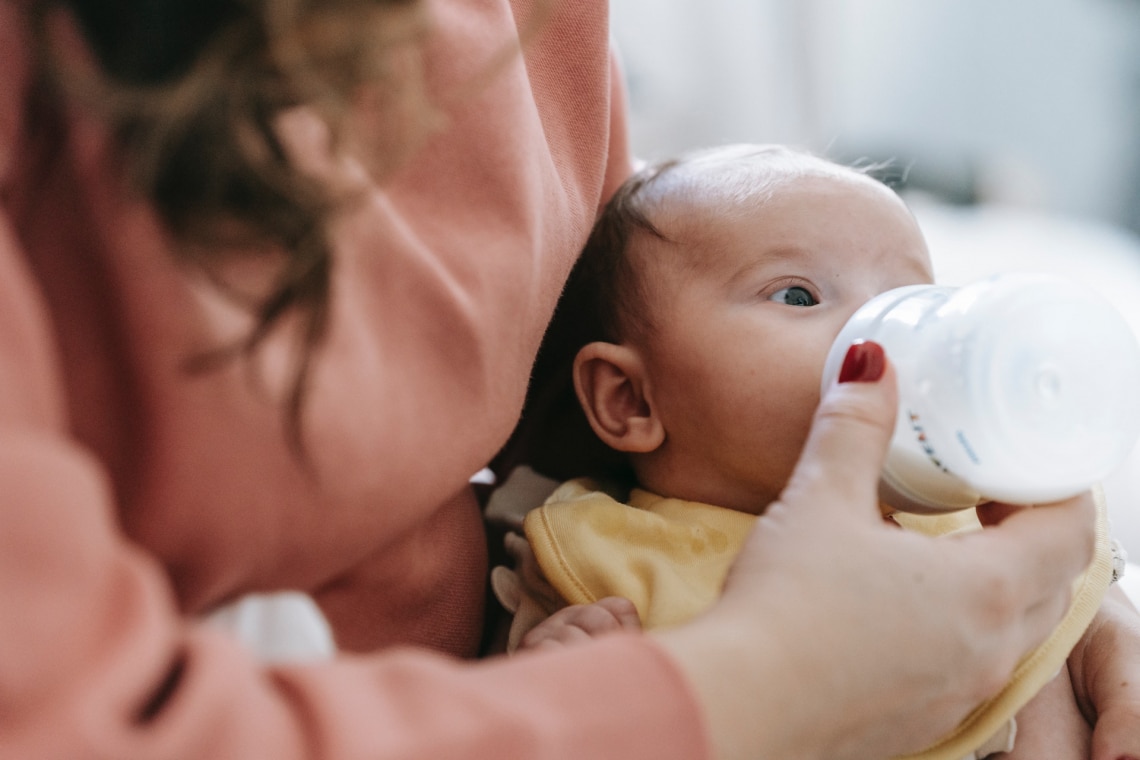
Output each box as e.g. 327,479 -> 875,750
769,286 -> 818,307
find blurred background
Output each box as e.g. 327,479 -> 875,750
611,0 -> 1140,557
612,0 -> 1140,225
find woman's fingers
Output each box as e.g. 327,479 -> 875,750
968,492 -> 1095,617
778,344 -> 898,522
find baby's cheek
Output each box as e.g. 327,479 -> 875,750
761,390 -> 826,491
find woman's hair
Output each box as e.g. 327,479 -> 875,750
31,0 -> 432,452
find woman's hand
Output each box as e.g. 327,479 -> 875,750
1068,585 -> 1140,760
655,343 -> 1096,760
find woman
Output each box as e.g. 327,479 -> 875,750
0,1 -> 1135,758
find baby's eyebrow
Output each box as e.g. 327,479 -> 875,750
724,245 -> 815,286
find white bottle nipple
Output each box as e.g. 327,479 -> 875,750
821,272 -> 1140,513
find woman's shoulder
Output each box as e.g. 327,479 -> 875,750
0,1 -> 32,188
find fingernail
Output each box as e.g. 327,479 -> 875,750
838,340 -> 885,383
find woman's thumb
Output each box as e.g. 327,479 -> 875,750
780,341 -> 899,518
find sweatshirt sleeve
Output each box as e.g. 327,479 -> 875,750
0,438 -> 709,760
602,45 -> 636,203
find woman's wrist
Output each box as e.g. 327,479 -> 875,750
653,616 -> 816,760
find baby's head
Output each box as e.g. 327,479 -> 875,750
569,144 -> 934,513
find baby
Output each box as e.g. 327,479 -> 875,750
493,145 -> 1112,760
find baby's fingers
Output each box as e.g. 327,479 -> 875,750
591,596 -> 643,630
519,598 -> 641,652
1082,590 -> 1140,760
1092,701 -> 1140,760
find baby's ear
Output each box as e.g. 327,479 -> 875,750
573,342 -> 665,454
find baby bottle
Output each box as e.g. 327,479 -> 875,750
820,272 -> 1140,513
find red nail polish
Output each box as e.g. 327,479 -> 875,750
838,340 -> 886,383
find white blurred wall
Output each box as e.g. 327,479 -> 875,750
612,0 -> 814,157
611,0 -> 1140,228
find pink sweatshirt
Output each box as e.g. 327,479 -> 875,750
0,1 -> 709,757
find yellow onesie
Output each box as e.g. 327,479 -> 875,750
520,478 -> 1114,760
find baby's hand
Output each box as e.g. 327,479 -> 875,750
1067,586 -> 1140,760
999,667 -> 1090,760
517,597 -> 641,652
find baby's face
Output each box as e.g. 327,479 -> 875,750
630,170 -> 933,513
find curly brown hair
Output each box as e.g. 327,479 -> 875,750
31,0 -> 433,453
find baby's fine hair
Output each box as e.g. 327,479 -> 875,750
571,144 -> 869,344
